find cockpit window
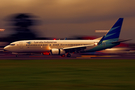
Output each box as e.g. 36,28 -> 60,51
10,44 -> 15,46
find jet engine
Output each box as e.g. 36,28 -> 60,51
51,48 -> 65,55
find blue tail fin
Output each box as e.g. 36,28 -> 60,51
98,18 -> 124,45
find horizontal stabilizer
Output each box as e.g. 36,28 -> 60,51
112,39 -> 131,44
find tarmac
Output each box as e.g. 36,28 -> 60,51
0,53 -> 135,60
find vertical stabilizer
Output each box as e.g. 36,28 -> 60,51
98,18 -> 123,45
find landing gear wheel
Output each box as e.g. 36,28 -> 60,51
61,54 -> 65,57
67,53 -> 71,57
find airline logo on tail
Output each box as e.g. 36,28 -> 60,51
98,18 -> 123,45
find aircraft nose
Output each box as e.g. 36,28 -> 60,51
4,45 -> 10,51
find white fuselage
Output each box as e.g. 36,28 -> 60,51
4,40 -> 99,53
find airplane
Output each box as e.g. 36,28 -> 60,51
4,18 -> 128,57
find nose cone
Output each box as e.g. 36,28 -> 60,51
4,45 -> 10,51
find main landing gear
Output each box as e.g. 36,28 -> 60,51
67,53 -> 71,57
61,53 -> 71,57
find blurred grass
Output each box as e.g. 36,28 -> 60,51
0,59 -> 135,90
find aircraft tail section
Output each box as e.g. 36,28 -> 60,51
98,18 -> 123,45
86,18 -> 124,52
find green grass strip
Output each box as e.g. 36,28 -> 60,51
0,59 -> 135,90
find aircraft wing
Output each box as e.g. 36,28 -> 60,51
63,44 -> 94,50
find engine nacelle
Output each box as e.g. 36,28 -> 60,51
51,48 -> 65,55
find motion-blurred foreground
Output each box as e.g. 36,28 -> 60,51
0,59 -> 135,90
